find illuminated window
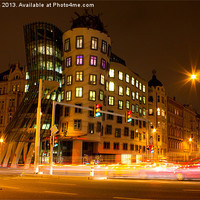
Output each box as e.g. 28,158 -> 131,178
118,100 -> 123,110
119,71 -> 123,80
13,85 -> 16,92
143,85 -> 146,92
91,37 -> 98,50
100,74 -> 105,85
90,56 -> 97,66
17,85 -> 20,92
64,38 -> 70,51
89,91 -> 96,101
76,55 -> 83,65
76,87 -> 83,97
89,74 -> 97,85
131,104 -> 135,113
88,123 -> 94,134
26,72 -> 29,80
136,80 -> 139,88
74,119 -> 81,130
118,86 -> 123,96
157,108 -> 160,115
25,84 -> 29,93
143,96 -> 146,104
62,75 -> 65,85
101,40 -> 107,53
136,104 -> 139,113
143,108 -> 146,116
66,75 -> 72,85
161,109 -> 165,117
61,91 -> 64,100
101,59 -> 106,69
108,96 -> 114,105
66,57 -> 72,67
109,69 -> 115,77
109,81 -> 115,91
149,109 -> 153,115
75,71 -> 83,81
76,36 -> 83,49
139,96 -> 142,104
46,45 -> 53,55
126,87 -> 130,96
99,90 -> 104,101
126,74 -> 130,83
136,92 -> 139,100
131,77 -> 134,85
126,100 -> 130,109
139,82 -> 142,90
131,92 -> 135,100
66,91 -> 72,101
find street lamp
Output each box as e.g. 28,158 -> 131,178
191,74 -> 197,80
0,138 -> 3,143
189,137 -> 192,142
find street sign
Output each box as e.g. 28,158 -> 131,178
50,125 -> 58,135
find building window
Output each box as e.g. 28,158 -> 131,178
99,90 -> 104,101
124,127 -> 129,136
90,56 -> 97,66
76,55 -> 83,65
136,104 -> 139,113
123,143 -> 128,150
143,96 -> 146,104
106,125 -> 112,135
149,96 -> 153,102
64,38 -> 70,51
117,116 -> 122,124
132,92 -> 135,100
104,142 -> 110,149
131,131 -> 134,139
131,77 -> 134,85
66,91 -> 72,101
101,40 -> 107,53
143,121 -> 146,128
75,104 -> 82,113
101,59 -> 106,69
89,91 -> 96,101
74,119 -> 81,130
89,74 -> 97,85
131,104 -> 135,113
118,71 -> 123,80
75,71 -> 83,82
126,87 -> 130,96
96,122 -> 101,132
157,108 -> 160,115
109,69 -> 115,78
88,123 -> 94,134
143,108 -> 146,116
66,75 -> 72,85
61,90 -> 64,100
66,57 -> 72,67
130,144 -> 134,151
139,82 -> 142,90
100,74 -> 105,85
76,36 -> 83,49
139,108 -> 142,116
118,100 -> 123,110
139,96 -> 142,104
143,85 -> 146,92
108,96 -> 114,105
136,92 -> 139,100
136,80 -> 139,88
91,37 -> 98,50
158,135 -> 160,142
149,109 -> 153,115
109,81 -> 115,91
114,143 -> 119,150
75,87 -> 83,97
126,74 -> 130,83
126,100 -> 130,109
119,86 -> 123,96
64,107 -> 70,116
158,96 -> 160,102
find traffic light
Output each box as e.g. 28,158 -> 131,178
94,104 -> 102,117
125,110 -> 132,123
53,136 -> 59,147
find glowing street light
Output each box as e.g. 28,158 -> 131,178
189,137 -> 192,142
152,128 -> 156,133
0,138 -> 3,143
191,74 -> 197,80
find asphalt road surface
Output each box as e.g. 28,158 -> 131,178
0,174 -> 200,199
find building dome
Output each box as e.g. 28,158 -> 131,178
71,11 -> 108,34
148,70 -> 163,87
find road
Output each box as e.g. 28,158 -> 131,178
0,173 -> 200,199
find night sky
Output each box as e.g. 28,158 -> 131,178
1,1 -> 200,112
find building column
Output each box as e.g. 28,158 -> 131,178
11,142 -> 25,168
23,143 -> 28,163
24,143 -> 35,169
0,143 -> 8,165
2,142 -> 14,167
72,140 -> 82,164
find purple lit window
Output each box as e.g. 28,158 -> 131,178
101,59 -> 106,69
66,57 -> 72,67
90,56 -> 97,66
76,55 -> 83,65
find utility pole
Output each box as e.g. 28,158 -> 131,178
34,79 -> 42,174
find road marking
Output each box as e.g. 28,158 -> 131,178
113,197 -> 153,200
183,189 -> 200,192
44,191 -> 78,196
